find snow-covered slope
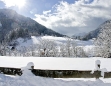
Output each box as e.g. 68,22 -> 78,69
7,36 -> 95,57
14,36 -> 93,50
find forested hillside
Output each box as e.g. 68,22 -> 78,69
0,9 -> 64,43
81,20 -> 111,40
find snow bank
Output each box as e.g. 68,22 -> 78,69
0,73 -> 111,86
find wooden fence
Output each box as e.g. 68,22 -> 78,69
0,60 -> 111,78
0,67 -> 111,78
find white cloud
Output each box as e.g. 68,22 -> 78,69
33,0 -> 111,36
43,10 -> 51,15
0,0 -> 26,8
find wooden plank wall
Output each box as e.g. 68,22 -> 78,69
0,67 -> 111,78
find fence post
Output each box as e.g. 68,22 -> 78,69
21,62 -> 34,76
96,60 -> 101,79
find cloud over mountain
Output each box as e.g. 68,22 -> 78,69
34,0 -> 111,36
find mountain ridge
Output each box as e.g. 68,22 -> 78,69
81,20 -> 111,40
0,8 -> 64,43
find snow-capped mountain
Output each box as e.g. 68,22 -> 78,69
82,20 -> 111,40
0,9 -> 64,42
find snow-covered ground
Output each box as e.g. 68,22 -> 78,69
0,59 -> 111,86
0,61 -> 111,86
0,73 -> 111,86
14,36 -> 93,50
0,56 -> 111,85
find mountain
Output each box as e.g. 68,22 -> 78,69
81,20 -> 111,40
0,9 -> 64,43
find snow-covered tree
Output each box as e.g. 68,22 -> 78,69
65,37 -> 72,57
75,46 -> 86,57
38,39 -> 57,57
94,25 -> 111,58
59,37 -> 77,57
0,42 -> 8,56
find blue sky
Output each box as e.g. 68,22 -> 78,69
0,0 -> 111,36
0,0 -> 76,18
